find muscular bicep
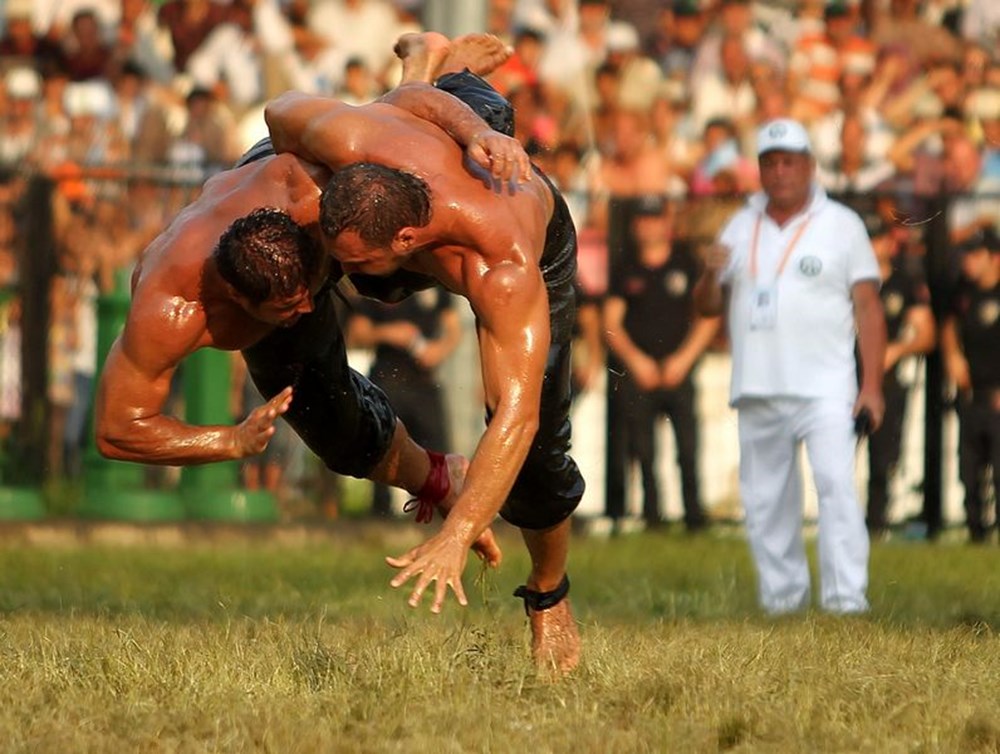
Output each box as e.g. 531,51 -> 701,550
96,300 -> 202,432
473,262 -> 550,417
265,91 -> 358,166
265,93 -> 402,169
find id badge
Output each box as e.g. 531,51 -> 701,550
750,284 -> 777,330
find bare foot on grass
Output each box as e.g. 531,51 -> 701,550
529,598 -> 581,677
439,33 -> 512,77
438,453 -> 503,567
396,31 -> 452,84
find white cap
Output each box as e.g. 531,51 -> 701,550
4,66 -> 40,100
606,21 -> 640,52
757,118 -> 812,156
63,81 -> 116,119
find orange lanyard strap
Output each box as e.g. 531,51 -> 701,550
749,214 -> 812,280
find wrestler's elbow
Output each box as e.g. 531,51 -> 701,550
95,436 -> 126,461
264,91 -> 299,123
94,413 -> 142,462
264,95 -> 302,149
94,424 -> 130,461
504,406 -> 540,444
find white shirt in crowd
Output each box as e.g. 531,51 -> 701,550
307,0 -> 399,76
718,184 -> 879,406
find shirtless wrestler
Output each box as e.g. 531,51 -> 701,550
265,47 -> 585,674
93,33 -> 525,566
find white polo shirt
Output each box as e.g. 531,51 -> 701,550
718,186 -> 879,406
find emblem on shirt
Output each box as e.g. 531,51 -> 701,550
979,300 -> 999,327
799,256 -> 822,277
884,291 -> 904,318
665,271 -> 689,297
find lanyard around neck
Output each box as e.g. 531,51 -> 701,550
749,213 -> 812,281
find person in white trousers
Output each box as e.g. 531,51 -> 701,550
693,118 -> 887,615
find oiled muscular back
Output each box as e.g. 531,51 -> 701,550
130,154 -> 324,303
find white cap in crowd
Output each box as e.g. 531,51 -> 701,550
4,66 -> 41,100
757,118 -> 812,157
63,80 -> 116,119
606,21 -> 640,53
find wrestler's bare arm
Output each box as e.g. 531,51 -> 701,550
265,90 -> 529,182
95,290 -> 288,465
435,260 -> 550,545
265,92 -> 354,166
380,82 -> 531,182
385,256 -> 550,612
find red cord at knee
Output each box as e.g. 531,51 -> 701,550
402,450 -> 450,524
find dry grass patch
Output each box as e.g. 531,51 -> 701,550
0,530 -> 997,752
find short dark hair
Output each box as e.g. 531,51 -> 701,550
319,163 -> 431,247
213,207 -> 320,305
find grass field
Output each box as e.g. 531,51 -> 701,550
1,523 -> 998,753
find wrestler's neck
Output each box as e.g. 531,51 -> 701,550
404,212 -> 468,256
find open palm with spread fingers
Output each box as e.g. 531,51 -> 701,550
386,529 -> 472,613
234,386 -> 293,457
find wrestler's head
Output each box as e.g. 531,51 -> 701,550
318,162 -> 431,276
213,207 -> 322,326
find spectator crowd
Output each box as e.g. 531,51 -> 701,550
0,0 -> 997,529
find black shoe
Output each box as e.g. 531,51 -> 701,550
685,518 -> 711,534
644,517 -> 668,532
969,528 -> 988,545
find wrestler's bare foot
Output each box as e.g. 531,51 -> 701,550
439,453 -> 503,567
529,599 -> 581,677
396,31 -> 452,84
439,33 -> 512,77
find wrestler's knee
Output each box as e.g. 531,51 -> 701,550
315,371 -> 398,478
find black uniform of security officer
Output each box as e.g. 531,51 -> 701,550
347,289 -> 460,517
603,195 -> 719,530
942,229 -> 1000,543
866,218 -> 935,537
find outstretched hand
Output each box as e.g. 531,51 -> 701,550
234,386 -> 293,457
386,528 -> 473,614
466,130 -> 533,186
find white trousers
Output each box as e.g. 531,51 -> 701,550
737,397 -> 870,614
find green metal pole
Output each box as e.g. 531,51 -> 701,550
80,268 -> 184,521
179,348 -> 277,522
0,287 -> 44,520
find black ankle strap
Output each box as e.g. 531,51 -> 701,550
513,574 -> 570,614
